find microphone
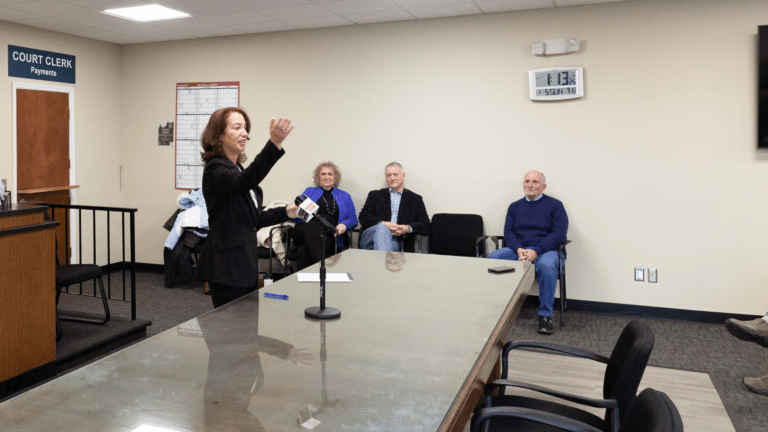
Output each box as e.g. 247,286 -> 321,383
295,194 -> 338,234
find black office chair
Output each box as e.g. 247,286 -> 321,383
490,237 -> 571,326
473,387 -> 682,432
55,239 -> 111,327
353,226 -> 427,253
475,320 -> 655,432
283,226 -> 352,275
428,213 -> 486,257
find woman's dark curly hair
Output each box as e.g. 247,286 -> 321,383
200,107 -> 250,164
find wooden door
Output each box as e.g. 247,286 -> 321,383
16,89 -> 71,262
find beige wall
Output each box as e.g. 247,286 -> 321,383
4,0 -> 768,315
1,20 -> 124,264
1,20 -> 123,205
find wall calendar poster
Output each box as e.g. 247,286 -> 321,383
175,81 -> 239,190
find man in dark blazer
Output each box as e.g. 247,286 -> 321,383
358,162 -> 430,252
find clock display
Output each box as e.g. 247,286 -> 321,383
535,70 -> 576,88
529,67 -> 584,101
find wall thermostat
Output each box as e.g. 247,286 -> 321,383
529,67 -> 583,101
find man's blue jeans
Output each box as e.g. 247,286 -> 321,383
488,247 -> 560,318
360,223 -> 401,252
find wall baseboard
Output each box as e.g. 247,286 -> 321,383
524,296 -> 761,324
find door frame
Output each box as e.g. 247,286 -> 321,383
12,82 -> 78,261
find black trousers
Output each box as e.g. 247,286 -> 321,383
290,221 -> 336,271
209,282 -> 259,308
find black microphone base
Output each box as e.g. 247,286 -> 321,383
305,306 -> 341,319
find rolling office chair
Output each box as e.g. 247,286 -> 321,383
490,237 -> 571,326
475,320 -> 656,432
473,387 -> 683,432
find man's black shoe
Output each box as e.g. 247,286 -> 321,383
538,316 -> 554,335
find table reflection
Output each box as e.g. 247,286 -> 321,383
199,296 -> 313,431
385,252 -> 406,272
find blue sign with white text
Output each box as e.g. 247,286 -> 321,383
8,45 -> 76,84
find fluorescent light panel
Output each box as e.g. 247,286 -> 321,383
102,4 -> 189,22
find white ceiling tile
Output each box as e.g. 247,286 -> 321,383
0,0 -> 43,4
95,21 -> 164,34
554,0 -> 626,6
230,20 -> 297,33
476,0 -> 554,13
16,16 -> 82,30
59,0 -> 146,9
150,16 -> 220,30
55,12 -> 131,26
284,14 -> 353,29
228,0 -> 311,9
259,3 -> 335,20
407,2 -> 480,19
164,0 -> 246,16
139,30 -> 196,41
178,26 -> 246,37
322,0 -> 399,15
344,9 -> 414,24
201,10 -> 273,25
0,6 -> 39,21
3,0 -> 92,17
394,0 -> 471,7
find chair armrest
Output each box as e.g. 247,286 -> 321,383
473,406 -> 603,432
501,340 -> 609,379
476,235 -> 489,257
398,233 -> 429,253
484,379 -> 620,411
490,235 -> 504,251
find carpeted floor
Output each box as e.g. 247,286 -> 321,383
54,271 -> 768,431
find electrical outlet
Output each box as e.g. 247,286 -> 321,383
634,267 -> 644,281
648,268 -> 657,283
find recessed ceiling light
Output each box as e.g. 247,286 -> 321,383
102,4 -> 190,22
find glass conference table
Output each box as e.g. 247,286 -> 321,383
0,249 -> 533,432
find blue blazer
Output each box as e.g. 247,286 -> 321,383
295,186 -> 358,249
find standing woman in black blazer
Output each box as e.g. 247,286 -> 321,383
195,107 -> 298,308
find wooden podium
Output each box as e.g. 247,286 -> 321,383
0,203 -> 59,385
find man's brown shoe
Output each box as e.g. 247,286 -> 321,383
725,318 -> 768,347
744,375 -> 768,396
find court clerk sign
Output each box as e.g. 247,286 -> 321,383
8,45 -> 76,84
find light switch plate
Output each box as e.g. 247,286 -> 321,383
634,267 -> 644,281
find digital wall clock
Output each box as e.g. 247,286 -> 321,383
529,67 -> 583,101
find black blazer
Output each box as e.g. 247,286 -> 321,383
358,188 -> 430,249
195,141 -> 288,287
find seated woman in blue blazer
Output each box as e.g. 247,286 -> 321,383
291,161 -> 358,271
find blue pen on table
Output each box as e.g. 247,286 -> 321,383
264,292 -> 289,300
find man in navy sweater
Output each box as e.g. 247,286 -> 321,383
489,170 -> 568,335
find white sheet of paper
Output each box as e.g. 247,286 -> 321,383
297,273 -> 354,282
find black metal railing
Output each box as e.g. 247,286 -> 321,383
49,204 -> 138,320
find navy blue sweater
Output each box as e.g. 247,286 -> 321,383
503,194 -> 568,256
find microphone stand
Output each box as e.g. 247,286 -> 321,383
305,225 -> 341,319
